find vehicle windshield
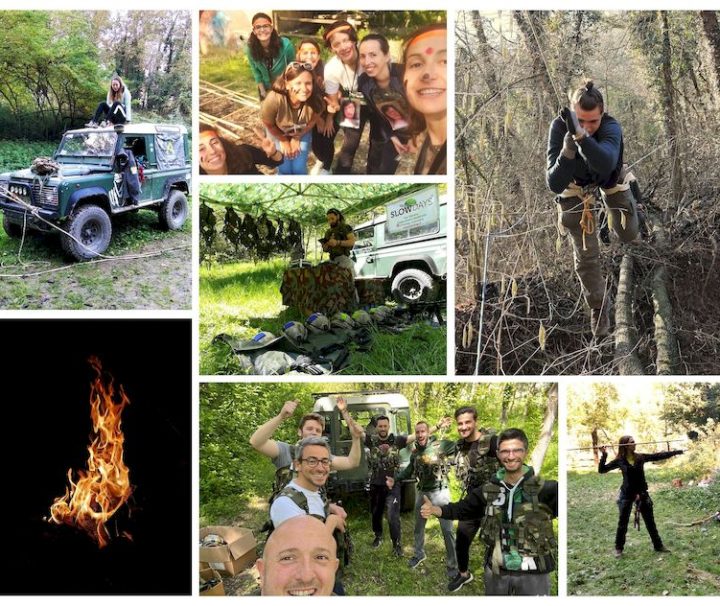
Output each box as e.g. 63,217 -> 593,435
56,132 -> 117,163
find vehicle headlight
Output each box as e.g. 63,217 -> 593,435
41,187 -> 59,206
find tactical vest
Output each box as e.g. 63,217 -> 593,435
479,476 -> 556,574
367,434 -> 401,481
268,443 -> 297,505
412,440 -> 451,488
454,433 -> 500,495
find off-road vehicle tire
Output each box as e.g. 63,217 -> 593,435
60,204 -> 112,261
159,189 -> 188,231
391,268 -> 437,304
3,214 -> 23,239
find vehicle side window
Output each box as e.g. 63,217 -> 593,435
122,136 -> 148,166
384,218 -> 439,243
354,227 -> 374,251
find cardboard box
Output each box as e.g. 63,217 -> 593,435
200,567 -> 225,596
200,526 -> 257,576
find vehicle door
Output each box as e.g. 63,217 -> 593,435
353,225 -> 377,278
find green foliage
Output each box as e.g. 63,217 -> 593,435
0,140 -> 57,171
200,382 -> 558,594
568,471 -> 720,595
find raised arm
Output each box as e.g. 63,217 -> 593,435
332,414 -> 364,471
598,447 -> 619,474
643,449 -> 684,463
249,400 -> 299,458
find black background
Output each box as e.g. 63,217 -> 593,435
0,319 -> 191,595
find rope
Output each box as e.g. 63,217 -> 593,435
0,185 -> 189,272
579,193 -> 596,251
525,11 -> 563,106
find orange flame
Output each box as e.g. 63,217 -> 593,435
49,356 -> 133,548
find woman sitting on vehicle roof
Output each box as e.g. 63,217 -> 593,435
88,75 -> 132,127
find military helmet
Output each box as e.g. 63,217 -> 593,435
251,331 -> 277,346
306,312 -> 331,333
352,309 -> 373,326
369,305 -> 393,322
282,320 -> 308,343
331,311 -> 356,331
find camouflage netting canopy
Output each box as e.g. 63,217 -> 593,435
199,183 -> 430,226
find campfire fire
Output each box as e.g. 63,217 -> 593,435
49,356 -> 133,548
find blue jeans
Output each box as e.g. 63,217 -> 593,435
271,130 -> 311,175
414,487 -> 458,577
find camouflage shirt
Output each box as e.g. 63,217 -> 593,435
365,433 -> 408,486
454,431 -> 500,495
396,436 -> 456,492
323,222 -> 354,259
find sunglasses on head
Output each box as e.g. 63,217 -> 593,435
285,61 -> 314,76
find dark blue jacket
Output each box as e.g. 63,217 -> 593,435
358,63 -> 409,142
546,113 -> 624,194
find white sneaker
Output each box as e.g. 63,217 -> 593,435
318,168 -> 332,175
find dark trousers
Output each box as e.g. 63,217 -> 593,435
312,124 -> 334,170
456,517 -> 482,573
616,492 -> 663,551
366,138 -> 401,175
93,101 -> 127,125
369,483 -> 401,544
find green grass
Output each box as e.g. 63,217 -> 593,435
201,448 -> 556,596
568,470 -> 720,595
199,258 -> 447,375
0,204 -> 191,309
201,47 -> 257,96
0,139 -> 58,172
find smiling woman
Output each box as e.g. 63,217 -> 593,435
261,63 -> 324,175
402,24 -> 447,175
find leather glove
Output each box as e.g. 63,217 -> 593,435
560,106 -> 587,140
561,130 -> 577,159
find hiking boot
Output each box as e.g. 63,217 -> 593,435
655,545 -> 670,553
371,535 -> 382,548
448,572 -> 474,592
408,555 -> 426,569
614,549 -> 623,558
591,305 -> 610,338
392,542 -> 403,557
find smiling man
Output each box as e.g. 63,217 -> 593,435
546,80 -> 640,337
257,515 -> 339,596
421,428 -> 558,596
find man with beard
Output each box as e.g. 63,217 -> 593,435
392,418 -> 456,577
250,400 -> 362,501
446,406 -> 500,591
422,429 -> 558,596
257,515 -> 339,596
320,208 -> 356,276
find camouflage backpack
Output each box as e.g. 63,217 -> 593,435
454,432 -> 500,495
479,476 -> 556,574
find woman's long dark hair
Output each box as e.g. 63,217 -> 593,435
199,124 -> 254,175
616,435 -> 636,461
270,64 -> 324,114
248,12 -> 281,62
296,38 -> 325,89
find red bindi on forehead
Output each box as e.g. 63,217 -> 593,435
425,47 -> 433,55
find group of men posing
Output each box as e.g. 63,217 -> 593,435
250,398 -> 558,596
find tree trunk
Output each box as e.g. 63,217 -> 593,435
513,11 -> 557,117
591,428 -> 599,465
530,383 -> 558,471
614,254 -> 645,374
700,11 -> 720,103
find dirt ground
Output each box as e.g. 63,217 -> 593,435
0,232 -> 191,310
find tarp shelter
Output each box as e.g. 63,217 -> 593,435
198,183 -> 434,226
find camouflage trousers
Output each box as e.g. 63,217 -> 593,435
557,176 -> 639,309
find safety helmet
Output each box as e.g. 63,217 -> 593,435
306,312 -> 331,333
282,320 -> 308,343
331,311 -> 356,331
369,306 -> 393,322
251,331 -> 277,346
352,309 -> 373,326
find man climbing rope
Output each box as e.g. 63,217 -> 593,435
546,80 -> 640,337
